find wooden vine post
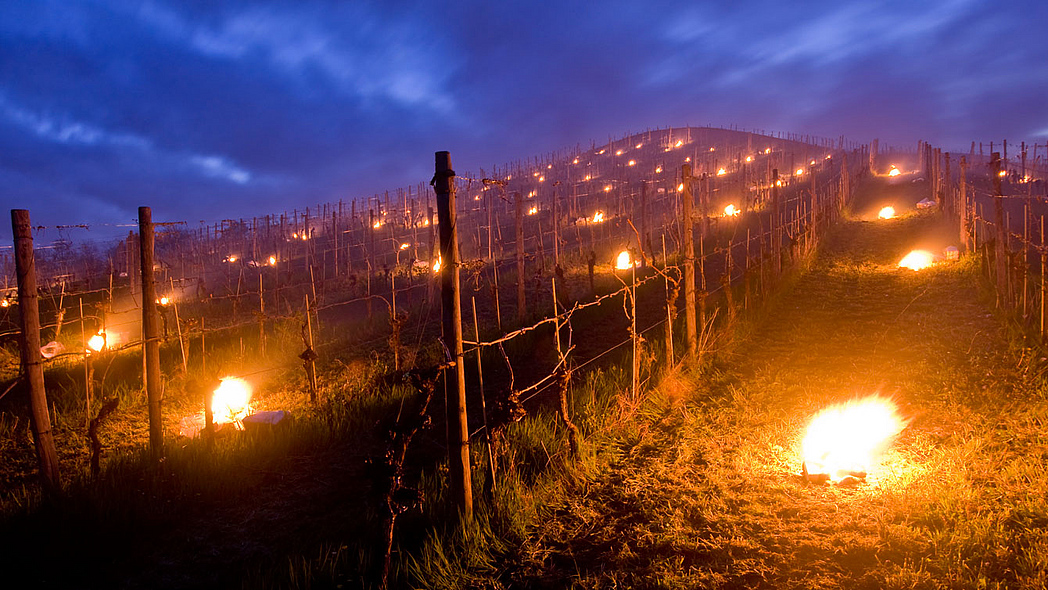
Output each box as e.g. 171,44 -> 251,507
960,156 -> 969,249
11,209 -> 61,494
991,153 -> 1008,306
515,191 -> 526,326
434,151 -> 473,520
681,164 -> 698,360
139,206 -> 164,461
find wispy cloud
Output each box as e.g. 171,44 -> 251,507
0,94 -> 255,186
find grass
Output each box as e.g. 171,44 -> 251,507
6,174 -> 1046,588
459,179 -> 1048,589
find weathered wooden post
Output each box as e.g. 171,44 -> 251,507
681,164 -> 698,360
771,169 -> 781,276
11,209 -> 61,494
991,153 -> 1008,306
138,206 -> 164,460
434,151 -> 473,520
959,156 -> 968,248
514,191 -> 526,326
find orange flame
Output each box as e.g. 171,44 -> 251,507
802,394 -> 907,482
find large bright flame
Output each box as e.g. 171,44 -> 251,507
888,166 -> 901,177
212,377 -> 252,427
898,250 -> 935,271
87,330 -> 107,352
615,250 -> 636,270
723,204 -> 740,217
878,206 -> 896,219
591,211 -> 605,223
802,394 -> 906,483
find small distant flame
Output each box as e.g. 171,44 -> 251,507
301,233 -> 309,241
597,149 -> 605,155
615,250 -> 636,270
717,168 -> 727,176
584,174 -> 592,181
675,139 -> 684,148
212,377 -> 252,427
802,394 -> 906,483
709,147 -> 715,152
527,206 -> 538,215
635,143 -> 642,149
532,171 -> 540,177
809,159 -> 816,166
998,170 -> 1007,177
888,166 -> 901,177
898,250 -> 935,270
878,206 -> 896,219
591,211 -> 605,223
400,243 -> 410,250
627,159 -> 636,167
655,165 -> 663,174
685,156 -> 691,163
373,220 -> 383,229
745,156 -> 753,163
157,296 -> 170,306
268,255 -> 277,266
539,175 -> 545,182
795,168 -> 805,176
0,299 -> 8,308
677,183 -> 684,192
573,157 -> 579,164
604,185 -> 612,192
723,204 -> 740,217
432,256 -> 442,272
227,255 -> 238,263
765,148 -> 772,154
547,164 -> 552,169
615,149 -> 624,156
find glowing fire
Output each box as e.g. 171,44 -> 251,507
795,168 -> 804,176
635,143 -> 642,149
527,206 -> 538,215
614,250 -> 636,270
745,155 -> 753,162
87,330 -> 107,352
373,220 -> 383,229
627,159 -> 636,167
604,185 -> 612,192
765,148 -> 771,154
268,255 -> 277,266
226,255 -> 238,263
573,157 -> 579,164
898,250 -> 935,271
685,156 -> 691,163
675,139 -> 684,148
400,243 -> 410,250
809,159 -> 816,166
723,204 -> 740,217
212,377 -> 252,427
717,168 -> 727,176
878,206 -> 896,219
888,166 -> 901,177
615,149 -> 624,156
157,296 -> 170,306
432,256 -> 442,272
677,183 -> 684,192
802,394 -> 906,483
655,165 -> 662,173
591,211 -> 605,223
539,175 -> 545,182
584,174 -> 592,181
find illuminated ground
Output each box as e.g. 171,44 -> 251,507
505,177 -> 1048,588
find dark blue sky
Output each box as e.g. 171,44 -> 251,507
1,0 -> 1045,243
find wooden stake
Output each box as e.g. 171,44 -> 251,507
138,206 -> 164,460
472,297 -> 496,495
681,164 -> 698,360
515,191 -> 526,326
435,151 -> 473,520
11,210 -> 61,494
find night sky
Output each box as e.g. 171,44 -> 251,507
1,0 -> 1045,243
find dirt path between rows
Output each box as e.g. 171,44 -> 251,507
506,177 -> 1048,589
